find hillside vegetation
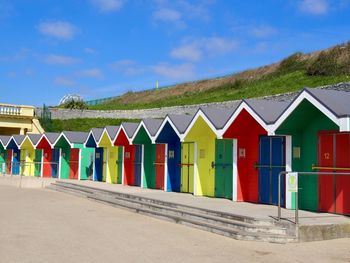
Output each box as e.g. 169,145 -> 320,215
89,42 -> 350,110
41,118 -> 139,133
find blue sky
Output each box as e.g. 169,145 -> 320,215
0,0 -> 350,106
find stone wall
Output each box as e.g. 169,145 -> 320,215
35,82 -> 350,120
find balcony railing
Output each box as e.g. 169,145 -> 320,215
0,103 -> 35,117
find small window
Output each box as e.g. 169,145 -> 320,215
96,153 -> 100,159
293,147 -> 301,159
168,150 -> 175,159
239,148 -> 246,158
199,149 -> 205,159
125,152 -> 130,159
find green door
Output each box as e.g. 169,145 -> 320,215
117,146 -> 123,184
181,142 -> 194,193
0,149 -> 6,174
215,139 -> 233,199
34,149 -> 42,177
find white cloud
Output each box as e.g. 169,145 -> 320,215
299,0 -> 329,15
153,8 -> 182,22
151,63 -> 195,80
38,21 -> 76,40
76,68 -> 103,78
83,48 -> 98,54
170,44 -> 202,61
152,0 -> 214,28
109,59 -> 147,76
250,25 -> 277,38
44,54 -> 80,65
90,0 -> 123,13
171,37 -> 238,62
53,77 -> 75,87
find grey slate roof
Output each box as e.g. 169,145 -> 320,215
27,134 -> 42,146
63,131 -> 89,144
167,114 -> 194,134
200,105 -> 238,129
0,135 -> 11,147
304,88 -> 350,118
44,132 -> 60,145
12,135 -> 26,146
105,126 -> 120,141
244,99 -> 290,124
142,119 -> 163,136
121,122 -> 139,138
90,128 -> 104,142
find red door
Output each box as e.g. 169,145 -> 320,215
335,133 -> 350,215
69,149 -> 80,180
6,150 -> 12,174
155,144 -> 166,190
42,148 -> 52,178
124,145 -> 135,186
318,132 -> 335,213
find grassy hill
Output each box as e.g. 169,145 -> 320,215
89,42 -> 350,110
41,118 -> 139,133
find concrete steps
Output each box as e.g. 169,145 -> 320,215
48,181 -> 297,243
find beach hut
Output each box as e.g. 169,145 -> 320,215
113,122 -> 139,186
0,136 -> 11,174
35,133 -> 61,178
153,114 -> 193,192
272,88 -> 350,215
182,107 -> 237,197
55,131 -> 94,180
5,135 -> 25,175
84,128 -> 105,182
222,99 -> 290,205
131,119 -> 163,189
19,134 -> 42,177
97,126 -> 121,184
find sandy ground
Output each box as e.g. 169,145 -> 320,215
0,185 -> 349,263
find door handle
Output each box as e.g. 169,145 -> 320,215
211,161 -> 215,169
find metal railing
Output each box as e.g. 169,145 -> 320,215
0,161 -> 59,177
278,170 -> 350,225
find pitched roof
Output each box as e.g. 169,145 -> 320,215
44,132 -> 61,145
62,131 -> 89,144
167,114 -> 194,134
105,126 -> 120,141
121,122 -> 139,138
90,128 -> 104,142
200,105 -> 238,129
12,135 -> 26,146
27,134 -> 42,145
244,99 -> 290,124
142,118 -> 163,136
0,135 -> 11,147
305,88 -> 350,118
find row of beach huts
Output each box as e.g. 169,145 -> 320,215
0,87 -> 349,215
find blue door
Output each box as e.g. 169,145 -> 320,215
167,142 -> 181,192
258,136 -> 285,206
12,149 -> 20,175
51,149 -> 60,178
94,148 -> 103,181
134,145 -> 142,186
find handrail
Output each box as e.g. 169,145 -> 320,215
254,164 -> 286,169
278,171 -> 350,227
312,166 -> 350,171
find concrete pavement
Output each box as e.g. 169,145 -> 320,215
0,185 -> 349,263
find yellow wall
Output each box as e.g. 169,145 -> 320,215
98,131 -> 118,184
184,116 -> 216,197
20,138 -> 36,176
